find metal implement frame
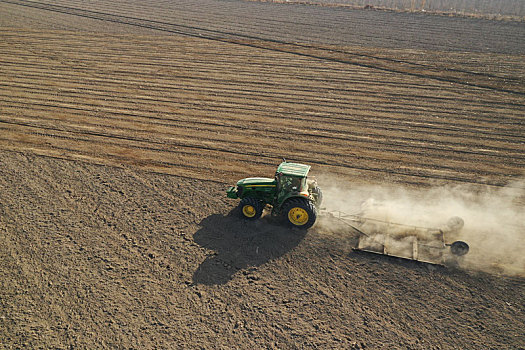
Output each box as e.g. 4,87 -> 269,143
322,210 -> 453,265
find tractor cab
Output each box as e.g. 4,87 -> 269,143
276,174 -> 304,195
274,162 -> 310,202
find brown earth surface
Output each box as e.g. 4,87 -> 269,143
0,0 -> 524,349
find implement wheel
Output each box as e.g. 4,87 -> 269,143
239,197 -> 263,220
450,241 -> 469,256
282,198 -> 317,229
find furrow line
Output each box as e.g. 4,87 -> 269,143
3,94 -> 524,140
3,0 -> 523,95
0,124 -> 511,188
3,110 -> 524,165
3,73 -> 524,112
0,119 -> 522,179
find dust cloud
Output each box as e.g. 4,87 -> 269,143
316,176 -> 525,277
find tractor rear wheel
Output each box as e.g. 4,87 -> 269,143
239,197 -> 263,220
282,198 -> 317,229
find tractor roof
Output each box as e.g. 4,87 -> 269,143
276,162 -> 311,177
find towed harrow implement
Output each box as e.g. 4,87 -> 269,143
322,210 -> 469,266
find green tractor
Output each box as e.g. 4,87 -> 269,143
227,161 -> 323,229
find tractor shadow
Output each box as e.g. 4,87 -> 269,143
192,208 -> 307,285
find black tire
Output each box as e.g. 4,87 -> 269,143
239,197 -> 263,220
450,241 -> 469,256
282,198 -> 317,229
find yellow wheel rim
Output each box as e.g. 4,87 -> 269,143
288,207 -> 309,226
242,205 -> 256,218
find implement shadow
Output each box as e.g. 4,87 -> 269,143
192,209 -> 307,285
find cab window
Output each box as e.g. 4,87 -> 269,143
280,175 -> 302,192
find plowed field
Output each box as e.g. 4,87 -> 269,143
0,0 -> 524,348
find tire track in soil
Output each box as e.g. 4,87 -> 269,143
6,0 -> 525,55
0,120 -> 520,187
2,71 -> 525,120
2,0 -> 525,95
2,79 -> 524,132
1,4 -> 525,350
2,107 -> 524,165
0,120 -> 514,182
2,93 -> 523,144
2,89 -> 523,157
2,68 -> 524,112
1,29 -> 523,188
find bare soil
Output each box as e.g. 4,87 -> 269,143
1,151 -> 524,349
0,1 -> 524,349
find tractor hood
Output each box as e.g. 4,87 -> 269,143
236,177 -> 276,187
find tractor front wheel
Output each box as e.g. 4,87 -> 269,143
282,198 -> 317,229
239,197 -> 263,220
